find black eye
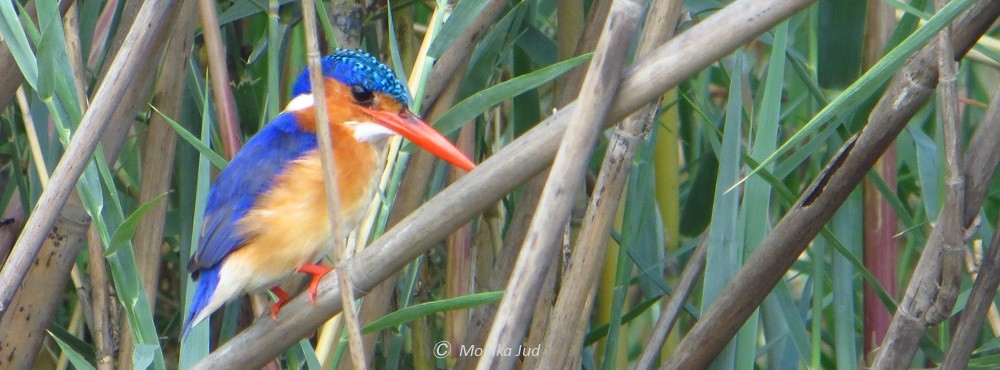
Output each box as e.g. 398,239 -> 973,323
351,85 -> 374,106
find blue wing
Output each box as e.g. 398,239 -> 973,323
188,112 -> 317,274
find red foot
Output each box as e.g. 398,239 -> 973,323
269,286 -> 290,320
298,264 -> 334,304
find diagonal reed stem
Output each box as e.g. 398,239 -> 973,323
197,0 -> 241,158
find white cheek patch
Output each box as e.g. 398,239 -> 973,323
347,121 -> 397,142
284,94 -> 315,112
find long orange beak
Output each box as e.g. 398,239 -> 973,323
360,107 -> 476,171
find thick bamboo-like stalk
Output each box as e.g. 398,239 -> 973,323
861,0 -> 898,355
444,124 -> 474,360
63,2 -> 88,111
936,0 -> 963,327
197,0 -> 242,158
88,224 -> 117,370
0,197 -> 24,266
193,0 -> 819,366
0,0 -> 181,321
538,0 -> 682,367
870,1 -> 966,367
520,252 -> 560,369
0,203 -> 89,369
94,0 -> 167,164
555,0 -> 585,100
86,0 -> 120,72
663,1 -> 1000,368
133,0 -> 198,309
943,83 -> 1000,369
578,2 -> 626,364
108,2 -> 191,366
558,0 -> 612,103
16,88 -> 48,189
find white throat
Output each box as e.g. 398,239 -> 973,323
347,121 -> 396,142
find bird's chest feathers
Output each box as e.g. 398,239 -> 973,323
236,143 -> 381,264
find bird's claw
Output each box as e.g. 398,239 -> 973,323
269,286 -> 290,320
298,264 -> 334,306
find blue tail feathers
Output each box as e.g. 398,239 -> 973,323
183,264 -> 221,337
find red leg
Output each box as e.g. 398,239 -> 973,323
269,286 -> 290,320
297,264 -> 334,305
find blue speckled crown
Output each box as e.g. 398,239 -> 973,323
291,49 -> 411,107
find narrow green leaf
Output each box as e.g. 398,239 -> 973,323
386,1 -> 406,82
969,353 -> 1000,369
702,54 -> 745,369
883,0 -> 930,19
133,344 -> 158,369
906,126 -> 939,220
49,329 -> 97,370
296,338 -> 323,369
831,191 -> 861,370
583,296 -> 662,345
408,0 -> 449,112
702,56 -> 744,306
218,0 -> 294,25
153,106 -> 229,169
811,241 -> 825,368
766,280 -> 812,363
427,0 -> 494,58
179,79 -> 216,366
817,0 -> 865,89
264,0 -> 283,123
315,1 -> 339,51
431,53 -> 591,137
35,22 -> 59,98
107,193 -> 169,256
38,0 -> 82,121
602,152 -> 652,368
363,291 -> 502,334
511,46 -> 541,138
737,20 -> 790,370
0,0 -> 39,88
515,25 -> 558,66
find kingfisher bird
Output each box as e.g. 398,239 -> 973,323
183,49 -> 475,335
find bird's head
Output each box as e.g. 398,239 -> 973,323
288,49 -> 475,171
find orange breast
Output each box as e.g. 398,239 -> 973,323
223,130 -> 381,288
